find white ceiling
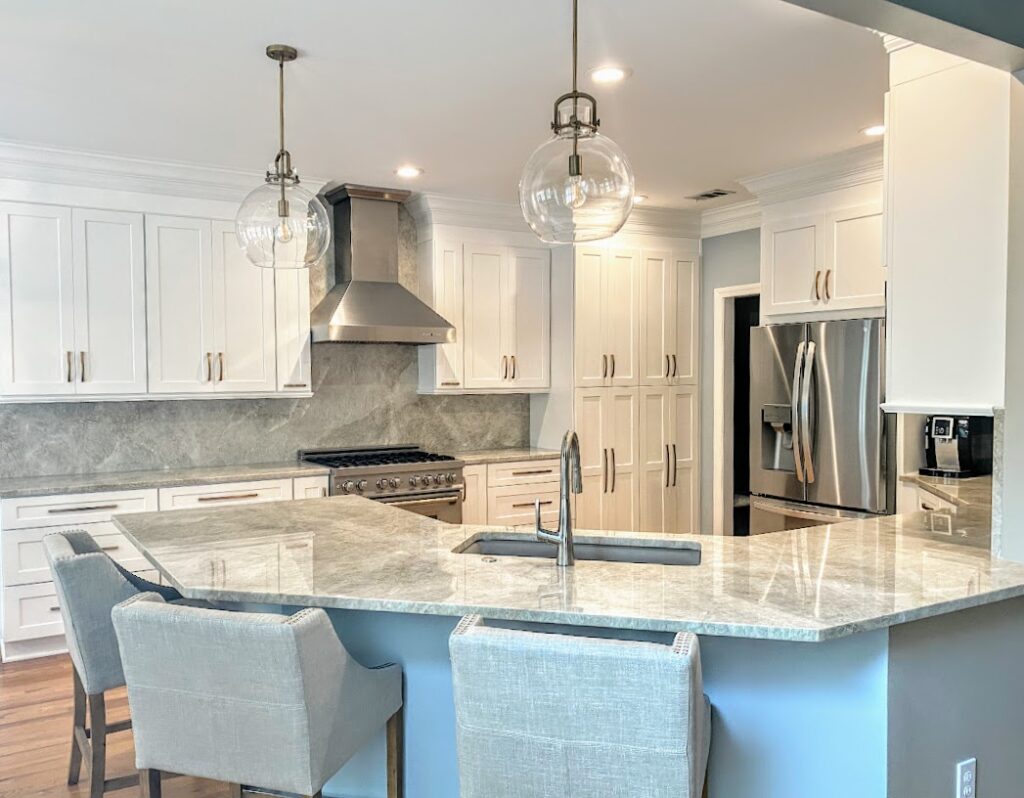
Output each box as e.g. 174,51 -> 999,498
0,0 -> 887,208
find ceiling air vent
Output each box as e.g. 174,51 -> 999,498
685,188 -> 736,202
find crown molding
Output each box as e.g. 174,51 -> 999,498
739,142 -> 883,206
699,199 -> 762,239
0,140 -> 329,201
406,192 -> 700,241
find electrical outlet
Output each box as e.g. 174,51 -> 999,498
956,758 -> 977,798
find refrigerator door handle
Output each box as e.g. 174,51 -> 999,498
800,341 -> 816,484
791,341 -> 806,483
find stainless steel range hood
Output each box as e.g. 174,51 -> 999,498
310,184 -> 455,344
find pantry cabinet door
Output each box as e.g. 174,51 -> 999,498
146,215 -> 215,394
669,385 -> 699,533
574,247 -> 607,388
573,388 -> 606,529
638,386 -> 672,533
507,246 -> 550,390
463,244 -> 508,389
211,221 -> 276,393
72,209 -> 148,395
0,203 -> 76,395
671,252 -> 699,384
604,249 -> 640,386
604,387 -> 639,530
824,203 -> 885,312
639,251 -> 673,386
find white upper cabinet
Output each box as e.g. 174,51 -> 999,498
639,248 -> 699,386
0,203 -> 76,395
574,246 -> 640,387
274,267 -> 312,394
72,209 -> 148,395
760,193 -> 883,321
211,221 -> 276,393
146,215 -> 215,394
421,235 -> 550,394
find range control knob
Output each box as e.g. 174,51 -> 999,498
435,474 -> 445,485
356,480 -> 368,492
409,475 -> 420,487
445,472 -> 455,484
341,480 -> 356,494
389,478 -> 401,489
376,478 -> 387,490
422,474 -> 435,487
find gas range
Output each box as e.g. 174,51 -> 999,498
298,445 -> 465,523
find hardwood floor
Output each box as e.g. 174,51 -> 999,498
0,655 -> 227,798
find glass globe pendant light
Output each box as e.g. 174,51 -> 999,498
235,45 -> 330,270
519,0 -> 635,243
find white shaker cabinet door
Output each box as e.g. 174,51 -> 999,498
762,213 -> 824,317
211,221 -> 277,393
463,244 -> 507,390
639,250 -> 674,386
507,246 -> 550,390
573,388 -> 607,529
823,203 -> 884,312
146,215 -> 215,394
423,238 -> 465,391
603,248 -> 640,387
574,248 -> 607,388
604,387 -> 639,531
638,386 -> 673,533
0,203 -> 76,395
669,385 -> 699,534
671,252 -> 699,384
71,209 -> 148,395
461,464 -> 488,525
275,266 -> 312,393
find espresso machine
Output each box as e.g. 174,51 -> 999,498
920,416 -> 993,479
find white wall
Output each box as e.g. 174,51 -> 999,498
699,229 -> 760,529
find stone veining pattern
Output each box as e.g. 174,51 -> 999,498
114,486 -> 1021,643
0,208 -> 528,479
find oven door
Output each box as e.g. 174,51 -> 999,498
377,490 -> 463,523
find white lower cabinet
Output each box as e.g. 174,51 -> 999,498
461,465 -> 488,525
574,388 -> 639,532
460,459 -> 561,530
0,474 -> 322,661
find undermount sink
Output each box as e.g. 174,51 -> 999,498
454,534 -> 701,566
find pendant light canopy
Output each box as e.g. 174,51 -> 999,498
236,45 -> 330,270
519,0 -> 635,244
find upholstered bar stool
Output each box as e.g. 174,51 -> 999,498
43,530 -> 184,798
111,593 -> 404,798
450,615 -> 712,798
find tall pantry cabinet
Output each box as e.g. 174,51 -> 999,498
572,238 -> 700,534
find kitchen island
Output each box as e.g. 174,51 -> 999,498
114,486 -> 1024,798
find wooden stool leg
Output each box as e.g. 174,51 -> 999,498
386,707 -> 403,798
139,769 -> 162,798
67,668 -> 86,785
87,692 -> 106,798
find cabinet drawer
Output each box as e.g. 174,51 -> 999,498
487,459 -> 560,488
487,484 -> 561,527
293,476 -> 330,499
3,583 -> 64,642
917,489 -> 957,514
2,522 -> 148,587
158,479 -> 293,510
1,489 -> 158,530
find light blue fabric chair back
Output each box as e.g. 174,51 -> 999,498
449,615 -> 711,798
111,594 -> 402,797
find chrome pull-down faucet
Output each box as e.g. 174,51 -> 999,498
536,430 -> 583,567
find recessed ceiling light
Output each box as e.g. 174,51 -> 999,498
634,194 -> 648,204
590,65 -> 632,84
861,124 -> 886,137
394,165 -> 424,179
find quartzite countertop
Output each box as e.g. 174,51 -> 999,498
898,473 -> 993,507
450,447 -> 559,465
0,462 -> 331,499
113,489 -> 1024,642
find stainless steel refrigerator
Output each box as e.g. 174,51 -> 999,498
748,319 -> 894,533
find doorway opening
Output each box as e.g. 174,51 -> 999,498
712,283 -> 761,536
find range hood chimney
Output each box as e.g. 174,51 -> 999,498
310,184 -> 455,344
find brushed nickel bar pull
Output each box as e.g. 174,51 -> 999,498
511,355 -> 517,379
813,270 -> 821,301
602,448 -> 608,493
513,500 -> 554,508
610,353 -> 616,379
602,354 -> 608,379
99,544 -> 120,552
665,444 -> 670,488
218,352 -> 225,383
205,352 -> 213,383
48,504 -> 119,514
511,469 -> 555,476
392,496 -> 459,507
66,351 -> 73,383
665,354 -> 670,378
672,354 -> 678,378
283,542 -> 310,549
672,443 -> 678,487
610,447 -> 617,493
440,381 -> 461,387
502,355 -> 509,380
197,492 -> 260,503
50,605 -> 62,613
284,383 -> 308,388
824,269 -> 832,301
79,351 -> 86,383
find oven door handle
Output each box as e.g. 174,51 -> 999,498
379,494 -> 461,507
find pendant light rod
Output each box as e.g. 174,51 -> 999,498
266,44 -> 298,218
572,0 -> 578,95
